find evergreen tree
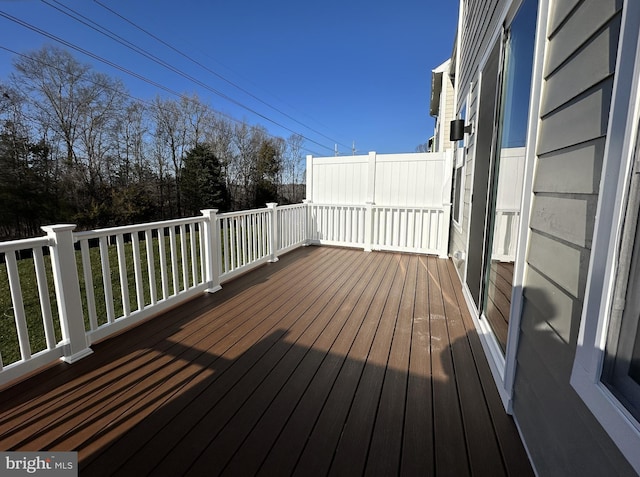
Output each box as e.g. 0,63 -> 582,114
253,139 -> 282,207
181,143 -> 229,215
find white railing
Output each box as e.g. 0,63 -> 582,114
0,236 -> 62,384
218,206 -> 272,282
371,206 -> 449,255
0,200 -> 450,386
74,216 -> 209,344
307,203 -> 450,257
277,203 -> 308,254
307,204 -> 367,248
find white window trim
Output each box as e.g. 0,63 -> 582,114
570,1 -> 640,474
452,155 -> 465,232
452,99 -> 469,232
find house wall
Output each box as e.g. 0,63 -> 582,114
458,0 -> 509,103
449,0 -> 638,474
431,61 -> 456,154
440,72 -> 456,151
512,0 -> 636,475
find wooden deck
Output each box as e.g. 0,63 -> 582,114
0,246 -> 533,476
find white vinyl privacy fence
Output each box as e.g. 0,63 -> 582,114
305,151 -> 453,256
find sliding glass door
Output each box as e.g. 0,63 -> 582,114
467,0 -> 537,352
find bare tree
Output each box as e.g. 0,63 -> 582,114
151,96 -> 189,215
12,46 -> 93,168
282,133 -> 305,203
76,72 -> 128,187
116,99 -> 148,185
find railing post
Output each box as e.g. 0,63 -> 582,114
306,155 -> 314,202
41,224 -> 93,363
201,209 -> 222,293
367,151 -> 377,204
364,202 -> 374,252
267,203 -> 279,262
303,199 -> 312,246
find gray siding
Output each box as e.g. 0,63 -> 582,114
458,0 -> 508,101
513,0 -> 635,475
450,0 -> 506,277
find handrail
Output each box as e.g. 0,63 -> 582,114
75,215 -> 204,240
0,236 -> 51,253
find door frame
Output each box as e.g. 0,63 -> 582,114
460,0 -> 548,411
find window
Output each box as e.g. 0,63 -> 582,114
452,103 -> 467,227
571,2 -> 640,471
601,143 -> 640,422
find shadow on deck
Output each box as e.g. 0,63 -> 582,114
0,246 -> 533,476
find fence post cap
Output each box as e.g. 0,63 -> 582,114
41,224 -> 76,234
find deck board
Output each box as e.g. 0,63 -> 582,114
429,256 -> 471,477
0,246 -> 533,477
438,258 -> 506,477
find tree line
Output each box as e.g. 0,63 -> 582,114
0,45 -> 307,240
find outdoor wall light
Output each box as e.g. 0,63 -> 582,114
450,119 -> 473,141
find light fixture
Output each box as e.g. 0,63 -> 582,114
450,119 -> 473,141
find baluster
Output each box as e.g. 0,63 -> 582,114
180,224 -> 188,291
169,226 -> 179,295
99,236 -> 115,324
33,247 -> 55,349
6,252 -> 31,361
145,229 -> 157,305
158,227 -> 169,300
116,234 -> 130,317
131,232 -> 144,310
198,223 -> 206,284
222,217 -> 230,273
80,240 -> 98,330
190,223 -> 198,287
230,217 -> 237,270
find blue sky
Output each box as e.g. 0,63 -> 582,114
0,0 -> 458,155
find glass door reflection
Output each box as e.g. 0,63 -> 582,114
481,0 -> 537,352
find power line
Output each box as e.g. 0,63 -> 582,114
0,44 -> 323,157
0,7 -> 334,153
92,0 -> 352,151
35,1 -> 335,153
